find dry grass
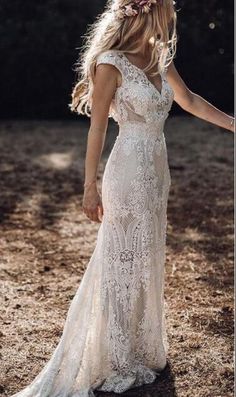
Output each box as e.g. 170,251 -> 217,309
0,117 -> 234,397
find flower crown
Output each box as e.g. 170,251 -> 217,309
113,0 -> 159,19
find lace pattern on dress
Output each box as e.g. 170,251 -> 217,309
12,49 -> 174,397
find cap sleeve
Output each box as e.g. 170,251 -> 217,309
96,50 -> 124,79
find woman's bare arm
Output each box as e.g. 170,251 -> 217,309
82,63 -> 120,222
166,61 -> 235,132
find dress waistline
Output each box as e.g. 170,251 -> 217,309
117,121 -> 165,141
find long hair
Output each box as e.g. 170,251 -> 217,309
69,0 -> 177,116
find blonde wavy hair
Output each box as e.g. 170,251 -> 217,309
69,0 -> 177,116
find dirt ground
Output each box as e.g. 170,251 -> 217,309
0,117 -> 234,397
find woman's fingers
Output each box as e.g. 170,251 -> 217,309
84,206 -> 101,222
98,204 -> 103,222
99,201 -> 104,215
91,209 -> 100,222
82,192 -> 103,223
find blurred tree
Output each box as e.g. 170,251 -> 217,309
0,0 -> 233,119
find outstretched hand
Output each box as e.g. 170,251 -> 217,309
229,117 -> 235,133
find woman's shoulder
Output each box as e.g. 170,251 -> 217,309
96,49 -> 123,67
95,50 -> 125,80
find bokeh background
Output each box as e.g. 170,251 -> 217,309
0,1 -> 234,397
0,0 -> 234,119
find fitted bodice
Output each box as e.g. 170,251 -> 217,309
96,50 -> 174,136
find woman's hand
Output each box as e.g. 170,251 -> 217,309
229,117 -> 235,133
82,184 -> 103,223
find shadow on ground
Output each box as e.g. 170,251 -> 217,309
95,362 -> 177,397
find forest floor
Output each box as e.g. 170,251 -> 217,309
0,117 -> 234,397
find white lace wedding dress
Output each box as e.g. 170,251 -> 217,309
12,49 -> 174,397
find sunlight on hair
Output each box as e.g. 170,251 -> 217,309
69,0 -> 177,116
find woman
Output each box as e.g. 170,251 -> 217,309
12,0 -> 234,396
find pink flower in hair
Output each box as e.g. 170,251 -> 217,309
113,0 -> 160,19
134,0 -> 157,13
